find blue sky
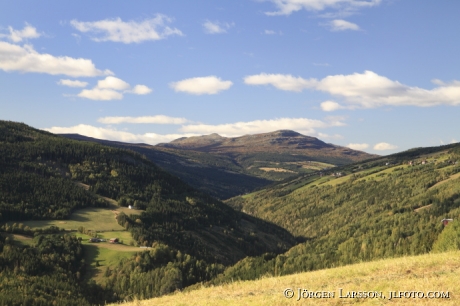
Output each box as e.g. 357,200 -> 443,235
1,0 -> 459,154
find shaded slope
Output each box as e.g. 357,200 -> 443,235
0,120 -> 295,266
61,134 -> 270,199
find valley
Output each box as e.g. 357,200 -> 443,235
1,120 -> 460,305
62,130 -> 374,199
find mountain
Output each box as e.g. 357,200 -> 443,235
62,130 -> 376,199
212,142 -> 460,283
0,120 -> 296,304
159,130 -> 373,159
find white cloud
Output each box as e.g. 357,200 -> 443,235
98,115 -> 189,125
263,0 -> 381,16
247,70 -> 460,109
179,117 -> 344,137
244,73 -> 316,92
347,143 -> 369,150
0,24 -> 41,42
328,19 -> 360,31
97,76 -> 130,90
316,71 -> 460,108
57,79 -> 88,88
320,100 -> 345,111
70,15 -> 183,44
0,41 -> 112,77
76,77 -> 152,100
373,142 -> 397,151
130,84 -> 152,95
202,20 -> 234,34
45,116 -> 345,145
44,124 -> 197,145
77,88 -> 123,101
170,76 -> 233,95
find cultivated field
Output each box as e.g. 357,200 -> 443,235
114,251 -> 460,305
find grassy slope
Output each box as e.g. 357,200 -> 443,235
113,251 -> 460,305
7,202 -> 144,282
7,204 -> 136,231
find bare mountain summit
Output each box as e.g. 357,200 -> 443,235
158,130 -> 374,162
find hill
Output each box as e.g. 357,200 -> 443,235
61,133 -> 271,200
111,250 -> 459,305
0,120 -> 295,304
62,130 -> 376,199
215,142 -> 460,283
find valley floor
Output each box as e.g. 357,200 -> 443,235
113,250 -> 460,305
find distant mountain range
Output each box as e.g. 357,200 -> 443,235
62,130 -> 377,199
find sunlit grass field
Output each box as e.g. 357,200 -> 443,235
113,251 -> 460,305
7,205 -> 136,231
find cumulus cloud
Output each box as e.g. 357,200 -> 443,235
98,115 -> 189,125
263,0 -> 381,16
244,73 -> 316,92
77,88 -> 123,101
316,71 -> 460,108
0,24 -> 41,42
130,84 -> 152,95
179,117 -> 344,137
0,41 -> 112,77
202,20 -> 234,34
373,142 -> 397,151
70,15 -> 183,44
57,79 -> 88,88
247,70 -> 460,110
347,143 -> 369,150
170,76 -> 233,95
320,100 -> 345,111
44,124 -> 198,145
97,76 -> 130,90
76,76 -> 152,100
328,19 -> 360,31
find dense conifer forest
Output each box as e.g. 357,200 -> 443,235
0,120 -> 294,304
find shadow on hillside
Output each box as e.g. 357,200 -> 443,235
82,244 -> 104,280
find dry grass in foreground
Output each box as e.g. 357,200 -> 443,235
112,251 -> 460,305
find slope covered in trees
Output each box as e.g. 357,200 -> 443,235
0,120 -> 295,304
217,143 -> 460,282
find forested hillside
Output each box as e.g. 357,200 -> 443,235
0,120 -> 295,303
216,143 -> 460,282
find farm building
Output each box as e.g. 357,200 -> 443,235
109,238 -> 119,244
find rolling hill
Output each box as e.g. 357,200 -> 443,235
0,120 -> 295,304
209,142 -> 460,284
